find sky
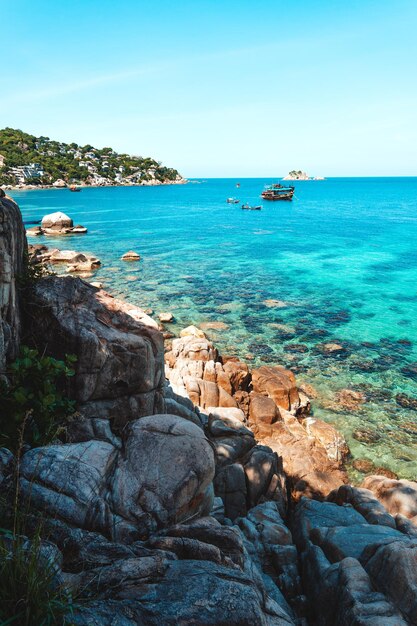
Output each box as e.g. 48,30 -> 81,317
1,0 -> 417,177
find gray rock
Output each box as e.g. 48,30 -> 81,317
0,195 -> 26,370
71,559 -> 296,625
20,415 -> 215,542
310,523 -> 409,562
28,276 -> 165,425
302,546 -> 408,626
214,462 -> 247,520
0,447 -> 14,486
364,540 -> 417,624
244,445 -> 287,514
292,497 -> 367,549
65,417 -> 122,447
41,211 -> 73,230
328,484 -> 397,528
110,415 -> 215,535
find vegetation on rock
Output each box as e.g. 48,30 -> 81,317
0,531 -> 73,626
0,347 -> 76,451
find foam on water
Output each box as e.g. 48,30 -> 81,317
15,178 -> 417,480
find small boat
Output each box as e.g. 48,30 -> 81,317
241,204 -> 262,211
69,185 -> 81,192
226,197 -> 240,204
261,183 -> 294,201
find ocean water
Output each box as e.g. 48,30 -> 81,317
14,178 -> 417,480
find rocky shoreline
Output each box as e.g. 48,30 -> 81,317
2,178 -> 187,192
1,192 -> 417,624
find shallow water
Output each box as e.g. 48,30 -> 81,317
14,178 -> 417,480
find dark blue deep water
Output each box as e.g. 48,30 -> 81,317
14,178 -> 417,479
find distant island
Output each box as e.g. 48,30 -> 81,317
0,128 -> 185,188
283,170 -> 325,181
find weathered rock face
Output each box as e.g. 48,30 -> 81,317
252,365 -> 300,411
20,414 -> 215,542
250,408 -> 348,500
26,276 -> 165,426
293,496 -> 414,625
0,194 -> 26,370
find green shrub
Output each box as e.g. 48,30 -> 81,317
0,347 -> 76,451
0,531 -> 73,626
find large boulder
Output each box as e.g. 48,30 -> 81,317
20,414 -> 215,542
41,211 -> 73,230
0,194 -> 26,370
27,276 -> 164,425
39,212 -> 87,235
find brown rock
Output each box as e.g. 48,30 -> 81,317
233,390 -> 250,418
260,411 -> 347,499
252,365 -> 300,411
352,459 -> 375,474
180,325 -> 206,339
362,475 -> 417,521
298,382 -> 318,399
50,250 -> 88,264
334,388 -> 365,411
222,359 -> 251,393
302,417 -> 349,462
249,393 -> 280,425
185,378 -> 237,410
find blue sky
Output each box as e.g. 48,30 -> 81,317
2,0 -> 417,176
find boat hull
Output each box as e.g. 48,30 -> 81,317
261,193 -> 293,201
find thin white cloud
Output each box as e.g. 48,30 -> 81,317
0,33 -> 347,110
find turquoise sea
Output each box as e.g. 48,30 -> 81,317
14,178 -> 417,480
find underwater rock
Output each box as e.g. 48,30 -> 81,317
263,299 -> 291,308
315,342 -> 345,355
396,393 -> 417,410
283,343 -> 309,354
199,321 -> 229,331
333,388 -> 365,411
353,459 -> 398,479
352,459 -> 376,474
352,428 -> 382,444
401,362 -> 417,380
